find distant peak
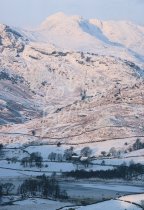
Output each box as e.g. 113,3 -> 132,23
44,12 -> 82,20
40,12 -> 83,29
47,12 -> 67,19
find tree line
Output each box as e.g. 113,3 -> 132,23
0,174 -> 68,200
18,174 -> 67,199
63,163 -> 144,180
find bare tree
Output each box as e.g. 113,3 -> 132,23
63,147 -> 74,160
48,152 -> 57,162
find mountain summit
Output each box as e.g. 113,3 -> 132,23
21,13 -> 144,64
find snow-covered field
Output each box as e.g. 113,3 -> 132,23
0,143 -> 143,180
1,196 -> 143,210
0,198 -> 72,210
119,194 -> 144,205
92,156 -> 144,166
0,160 -> 114,179
68,200 -> 141,210
76,183 -> 144,193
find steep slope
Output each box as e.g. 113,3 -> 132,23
90,19 -> 144,60
0,24 -> 42,124
0,50 -> 144,147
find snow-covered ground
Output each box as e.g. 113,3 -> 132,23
62,200 -> 142,210
3,137 -> 144,163
0,168 -> 24,177
92,156 -> 144,166
0,159 -> 114,179
0,143 -> 143,180
119,194 -> 144,205
0,198 -> 72,210
75,183 -> 144,193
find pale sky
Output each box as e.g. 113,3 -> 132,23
0,0 -> 143,27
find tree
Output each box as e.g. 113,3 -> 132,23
57,142 -> 61,147
56,153 -> 63,162
48,152 -> 57,162
21,157 -> 30,167
22,152 -> 43,168
19,175 -> 63,199
86,56 -> 91,62
129,160 -> 135,166
0,144 -> 3,150
3,183 -> 15,195
63,147 -> 74,160
0,184 -> 3,200
0,144 -> 4,158
80,147 -> 92,157
101,151 -> 106,157
11,157 -> 18,163
116,150 -> 123,158
32,130 -> 36,136
30,152 -> 43,168
101,160 -> 105,165
133,138 -> 143,150
35,155 -> 43,168
109,147 -> 117,157
80,89 -> 87,100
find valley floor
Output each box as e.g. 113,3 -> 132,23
0,144 -> 144,209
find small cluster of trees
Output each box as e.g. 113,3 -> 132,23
19,147 -> 93,169
21,152 -> 43,168
64,146 -> 92,160
0,175 -> 68,200
100,139 -> 144,158
63,147 -> 76,161
48,148 -> 74,162
18,174 -> 68,199
48,152 -> 63,162
64,163 -> 144,180
80,147 -> 92,157
0,183 -> 15,197
101,147 -> 124,158
132,138 -> 144,151
48,147 -> 93,162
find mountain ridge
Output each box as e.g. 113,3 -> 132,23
1,13 -> 144,64
29,13 -> 144,64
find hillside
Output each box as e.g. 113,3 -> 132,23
0,13 -> 144,153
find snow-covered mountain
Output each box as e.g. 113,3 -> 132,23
26,12 -> 144,64
0,13 -> 144,153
